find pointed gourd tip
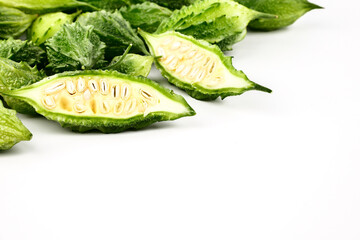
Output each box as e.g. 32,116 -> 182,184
254,84 -> 272,94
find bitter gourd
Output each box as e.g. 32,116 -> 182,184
1,70 -> 195,133
140,30 -> 272,100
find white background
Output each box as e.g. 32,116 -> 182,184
1,0 -> 360,239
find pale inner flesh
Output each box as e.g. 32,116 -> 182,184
29,76 -> 188,118
151,34 -> 252,90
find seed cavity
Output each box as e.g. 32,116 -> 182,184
181,66 -> 192,77
42,96 -> 56,109
83,89 -> 91,101
121,84 -> 130,100
45,82 -> 65,95
189,68 -> 200,79
66,81 -> 76,95
60,97 -> 71,112
175,64 -> 186,74
100,101 -> 111,114
168,57 -> 179,70
163,55 -> 175,65
114,101 -> 124,115
124,99 -> 136,114
140,89 -> 153,101
88,80 -> 98,93
111,85 -> 120,98
179,44 -> 190,53
73,102 -> 86,113
90,99 -> 97,114
171,41 -> 181,50
186,50 -> 197,59
209,62 -> 216,74
100,80 -> 109,95
77,78 -> 85,93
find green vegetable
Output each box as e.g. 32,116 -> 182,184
235,0 -> 322,31
120,2 -> 172,33
0,38 -> 45,66
131,0 -> 194,10
77,10 -> 148,59
30,11 -> 80,45
0,101 -> 32,151
108,54 -> 154,77
0,0 -> 96,14
140,30 -> 271,100
0,57 -> 45,115
78,0 -> 130,10
45,22 -> 106,74
156,0 -> 275,50
0,6 -> 37,39
2,70 -> 195,133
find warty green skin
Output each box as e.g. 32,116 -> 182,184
2,70 -> 196,133
30,11 -> 80,45
0,6 -> 37,39
140,30 -> 271,100
0,57 -> 45,115
131,0 -> 194,10
0,101 -> 32,151
156,0 -> 276,50
0,0 -> 96,14
77,10 -> 149,59
45,22 -> 106,74
0,38 -> 45,66
78,0 -> 130,10
120,2 -> 172,33
108,54 -> 154,77
235,0 -> 322,31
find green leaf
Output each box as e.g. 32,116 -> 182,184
235,0 -> 323,31
45,22 -> 106,74
78,0 -> 130,10
0,57 -> 45,115
30,11 -> 80,45
156,0 -> 275,50
0,38 -> 46,66
0,101 -> 32,151
0,0 -> 96,14
131,0 -> 194,10
77,10 -> 149,59
120,2 -> 172,33
0,6 -> 37,39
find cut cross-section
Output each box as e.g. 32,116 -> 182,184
140,30 -> 272,100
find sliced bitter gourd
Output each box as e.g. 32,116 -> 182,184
140,30 -> 272,100
2,70 -> 195,133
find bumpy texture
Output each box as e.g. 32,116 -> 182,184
79,0 -> 130,10
236,0 -> 322,31
0,101 -> 32,151
30,11 -> 80,45
131,0 -> 194,10
0,6 -> 37,39
156,0 -> 275,50
141,30 -> 271,100
0,38 -> 45,66
3,70 -> 195,133
45,23 -> 106,73
0,57 -> 45,115
120,2 -> 172,33
77,10 -> 148,59
0,0 -> 96,14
